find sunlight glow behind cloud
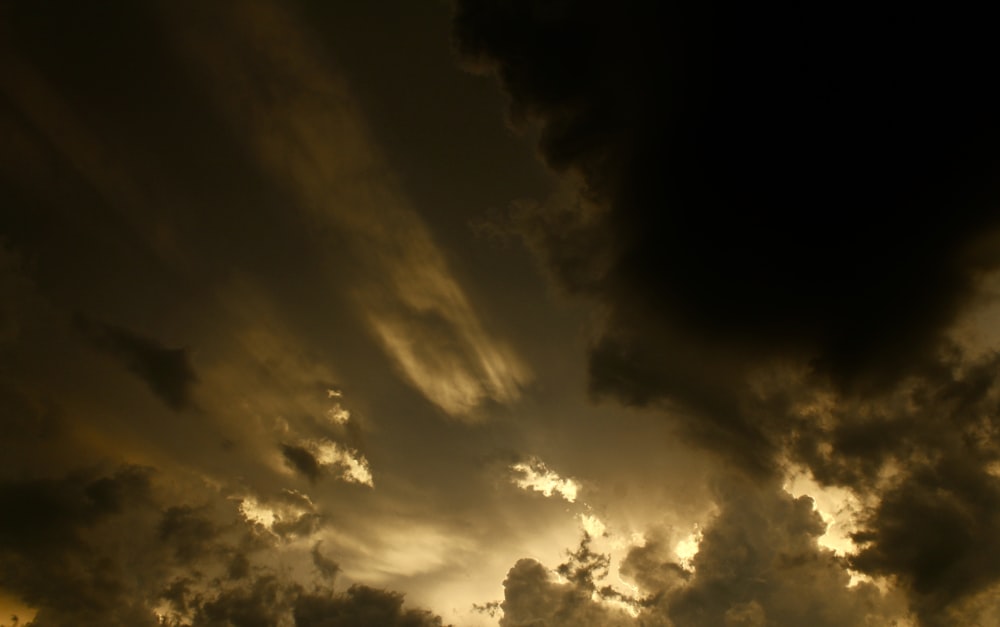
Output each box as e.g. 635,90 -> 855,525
674,525 -> 703,572
782,469 -> 862,557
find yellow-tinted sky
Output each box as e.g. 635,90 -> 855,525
2,1 -> 1000,626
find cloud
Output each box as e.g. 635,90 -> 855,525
455,2 -> 1000,621
164,575 -> 452,627
282,439 -> 373,487
510,457 -> 579,503
0,465 -> 447,627
311,441 -> 373,487
282,444 -> 323,483
452,0 -> 1000,447
491,476 -> 913,627
293,584 -> 447,627
0,466 -> 160,626
160,0 -> 529,419
454,0 -> 1000,390
75,316 -> 197,411
158,506 -> 217,563
498,558 -> 634,627
659,477 -> 903,627
311,542 -> 341,581
850,460 -> 1000,626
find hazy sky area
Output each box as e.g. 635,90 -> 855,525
2,2 -> 1000,626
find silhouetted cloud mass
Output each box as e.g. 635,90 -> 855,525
0,465 -> 449,627
455,1 -> 1000,390
455,0 -> 1000,623
282,444 -> 323,483
76,316 -> 197,411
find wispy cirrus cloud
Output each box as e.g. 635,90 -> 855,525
161,0 -> 528,419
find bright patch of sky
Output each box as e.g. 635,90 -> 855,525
510,457 -> 580,502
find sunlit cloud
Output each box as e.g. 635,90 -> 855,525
162,0 -> 529,419
510,457 -> 580,502
674,525 -> 703,572
238,495 -> 279,529
580,513 -> 607,538
325,391 -> 351,425
237,489 -> 318,534
783,469 -> 862,556
310,439 -> 373,487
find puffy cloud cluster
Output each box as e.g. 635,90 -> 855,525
0,466 -> 447,627
492,477 -> 912,627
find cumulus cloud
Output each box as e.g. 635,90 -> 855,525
498,557 -> 634,627
0,466 -> 162,626
490,476 -> 913,627
293,584 -> 447,627
850,460 -> 1000,626
0,465 -> 445,627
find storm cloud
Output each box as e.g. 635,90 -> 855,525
454,0 -> 1000,389
76,316 -> 198,412
3,0 -> 999,625
455,0 -> 1000,622
0,466 -> 448,627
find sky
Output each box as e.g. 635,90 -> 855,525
2,1 -> 1000,626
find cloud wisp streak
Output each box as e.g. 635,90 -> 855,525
163,0 -> 528,419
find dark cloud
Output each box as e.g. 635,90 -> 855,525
0,467 -> 159,627
159,506 -> 218,563
850,460 -> 1000,626
555,535 -> 610,589
311,542 -> 341,581
0,466 -> 151,553
293,585 -> 448,627
75,316 -> 197,411
454,0 -> 1000,391
617,530 -> 689,598
282,444 -> 323,482
456,3 -> 1000,621
791,350 -> 1000,491
192,575 -> 291,627
660,477 -> 893,627
487,349 -> 1000,623
169,577 -> 450,627
0,465 -> 447,627
452,0 -> 1000,471
497,558 -> 633,627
